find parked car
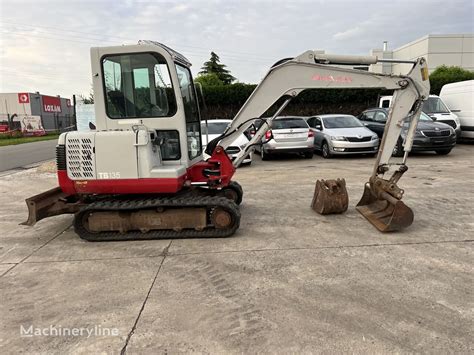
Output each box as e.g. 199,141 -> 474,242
201,119 -> 252,165
306,114 -> 379,159
378,95 -> 461,137
440,80 -> 474,141
359,108 -> 457,156
255,116 -> 314,160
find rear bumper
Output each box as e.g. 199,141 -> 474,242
264,147 -> 314,154
263,139 -> 314,153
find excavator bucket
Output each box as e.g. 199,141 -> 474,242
311,179 -> 348,215
356,183 -> 414,232
21,187 -> 81,226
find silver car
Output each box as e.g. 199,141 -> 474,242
256,116 -> 314,160
306,115 -> 379,158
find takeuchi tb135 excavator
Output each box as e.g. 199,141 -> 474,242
23,40 -> 430,240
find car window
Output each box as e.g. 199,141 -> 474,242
361,111 -> 375,121
307,117 -> 314,127
201,121 -> 229,135
374,111 -> 387,123
381,99 -> 391,108
422,97 -> 450,114
322,116 -> 363,128
272,118 -> 308,129
419,112 -> 433,121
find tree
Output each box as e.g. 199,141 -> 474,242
199,52 -> 236,85
80,86 -> 94,104
429,65 -> 474,95
195,73 -> 225,86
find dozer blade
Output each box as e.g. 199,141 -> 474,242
21,187 -> 81,226
311,179 -> 348,215
356,183 -> 414,232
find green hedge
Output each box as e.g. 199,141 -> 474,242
199,83 -> 381,119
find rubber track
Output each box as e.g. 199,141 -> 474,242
74,195 -> 241,242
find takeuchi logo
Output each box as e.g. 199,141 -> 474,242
312,74 -> 353,83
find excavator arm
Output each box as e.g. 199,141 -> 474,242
207,50 -> 430,232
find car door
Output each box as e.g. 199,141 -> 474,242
359,110 -> 377,131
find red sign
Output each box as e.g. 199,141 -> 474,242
18,93 -> 30,104
43,95 -> 62,113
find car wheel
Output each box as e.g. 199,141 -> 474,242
435,149 -> 452,155
392,139 -> 404,157
261,147 -> 270,161
321,141 -> 332,159
304,151 -> 313,159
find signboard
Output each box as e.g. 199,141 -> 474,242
18,93 -> 30,104
14,115 -> 46,136
43,95 -> 62,113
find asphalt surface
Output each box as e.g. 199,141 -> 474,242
0,144 -> 473,353
0,140 -> 56,172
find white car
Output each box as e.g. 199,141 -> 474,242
201,119 -> 252,165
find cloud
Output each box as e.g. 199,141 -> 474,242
0,0 -> 472,97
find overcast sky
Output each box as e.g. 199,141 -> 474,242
0,0 -> 472,98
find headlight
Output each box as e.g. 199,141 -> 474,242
371,135 -> 378,140
331,136 -> 346,141
415,129 -> 424,137
239,144 -> 247,150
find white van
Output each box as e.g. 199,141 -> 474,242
379,94 -> 461,138
440,80 -> 474,140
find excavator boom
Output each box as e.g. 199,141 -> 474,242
208,51 -> 430,231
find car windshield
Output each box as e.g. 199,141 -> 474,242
272,118 -> 308,129
201,121 -> 230,135
422,97 -> 450,114
419,112 -> 433,121
322,116 -> 363,128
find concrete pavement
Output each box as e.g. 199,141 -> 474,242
0,139 -> 56,172
0,144 -> 472,353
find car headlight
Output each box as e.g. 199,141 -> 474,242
240,144 -> 247,150
331,136 -> 346,141
415,129 -> 424,137
371,135 -> 378,140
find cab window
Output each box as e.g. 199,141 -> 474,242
175,64 -> 202,160
102,53 -> 177,118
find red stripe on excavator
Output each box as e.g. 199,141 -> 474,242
58,170 -> 187,194
56,146 -> 236,195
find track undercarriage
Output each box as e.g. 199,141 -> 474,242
23,182 -> 243,241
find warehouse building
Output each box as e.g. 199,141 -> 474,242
370,34 -> 474,74
0,92 -> 75,132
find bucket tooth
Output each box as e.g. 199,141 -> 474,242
356,183 -> 414,232
311,178 -> 348,215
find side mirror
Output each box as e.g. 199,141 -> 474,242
89,122 -> 96,130
315,125 -> 322,130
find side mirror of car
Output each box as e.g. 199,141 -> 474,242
315,125 -> 322,130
